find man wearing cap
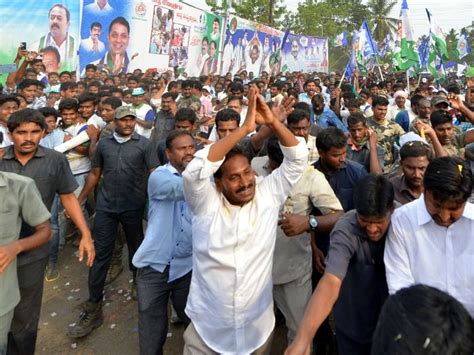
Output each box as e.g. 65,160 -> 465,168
68,106 -> 159,339
387,91 -> 408,121
131,87 -> 154,139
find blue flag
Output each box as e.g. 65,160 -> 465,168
418,37 -> 430,67
360,20 -> 377,57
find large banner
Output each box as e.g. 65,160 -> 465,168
220,15 -> 284,77
0,0 -> 81,74
282,34 -> 329,74
80,0 -> 223,75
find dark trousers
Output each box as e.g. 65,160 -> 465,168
7,257 -> 48,355
88,209 -> 144,303
136,266 -> 191,355
335,329 -> 371,355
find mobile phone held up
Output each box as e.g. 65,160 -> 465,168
20,42 -> 27,50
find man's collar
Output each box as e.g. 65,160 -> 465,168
164,162 -> 180,176
109,131 -> 141,140
3,145 -> 46,160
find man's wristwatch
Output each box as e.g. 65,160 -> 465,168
309,215 -> 318,232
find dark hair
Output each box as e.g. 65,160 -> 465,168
109,16 -> 130,35
17,79 -> 39,91
304,78 -> 317,88
7,108 -> 46,132
267,136 -> 283,166
161,92 -> 174,101
287,109 -> 310,126
271,81 -> 284,90
293,102 -> 311,116
90,22 -> 102,30
85,64 -> 97,71
127,75 -> 139,83
0,95 -> 20,107
78,93 -> 98,105
102,96 -> 122,109
175,108 -> 197,124
58,98 -> 79,112
353,174 -> 394,217
60,81 -> 78,92
215,108 -> 240,127
165,130 -> 194,150
229,82 -> 244,93
372,95 -> 389,108
410,94 -> 424,108
311,94 -> 324,107
38,107 -> 58,120
400,141 -> 432,161
446,83 -> 461,95
372,284 -> 474,355
347,112 -> 367,127
316,127 -> 347,152
40,46 -> 61,64
192,80 -> 203,91
214,145 -> 250,179
88,80 -> 102,89
430,110 -> 452,128
424,157 -> 472,203
59,71 -> 70,78
49,3 -> 70,22
346,98 -> 361,110
181,80 -> 193,89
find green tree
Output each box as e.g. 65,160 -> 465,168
205,0 -> 287,26
445,28 -> 459,61
366,0 -> 398,41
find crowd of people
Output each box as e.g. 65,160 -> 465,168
0,46 -> 474,355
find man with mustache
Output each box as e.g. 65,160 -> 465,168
390,140 -> 431,205
385,157 -> 474,318
68,106 -> 158,338
80,22 -> 105,54
182,87 -> 308,354
34,4 -> 77,70
132,130 -> 196,354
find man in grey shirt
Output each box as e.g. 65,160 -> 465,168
286,174 -> 395,355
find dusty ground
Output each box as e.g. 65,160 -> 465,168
36,244 -> 288,355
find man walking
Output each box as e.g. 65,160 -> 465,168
68,106 -> 158,338
133,130 -> 195,354
182,87 -> 308,354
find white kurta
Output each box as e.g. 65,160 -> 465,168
183,139 -> 308,353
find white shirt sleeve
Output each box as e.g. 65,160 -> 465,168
384,214 -> 416,294
259,137 -> 308,206
183,144 -> 223,215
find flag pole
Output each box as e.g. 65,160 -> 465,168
406,69 -> 410,94
338,66 -> 347,88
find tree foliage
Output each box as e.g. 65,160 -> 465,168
366,0 -> 398,42
205,0 -> 287,26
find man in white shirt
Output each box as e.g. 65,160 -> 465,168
131,87 -> 154,139
84,0 -> 113,15
182,87 -> 308,354
32,4 -> 77,69
385,156 -> 474,317
80,22 -> 105,54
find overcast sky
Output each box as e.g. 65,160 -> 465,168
193,0 -> 473,38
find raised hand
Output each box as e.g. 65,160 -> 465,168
272,96 -> 295,123
242,85 -> 258,134
255,92 -> 276,126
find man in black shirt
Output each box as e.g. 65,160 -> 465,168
0,109 -> 94,354
69,106 -> 159,339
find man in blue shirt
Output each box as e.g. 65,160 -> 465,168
132,130 -> 195,355
312,94 -> 348,134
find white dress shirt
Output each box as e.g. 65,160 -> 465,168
385,196 -> 474,317
183,139 -> 308,353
